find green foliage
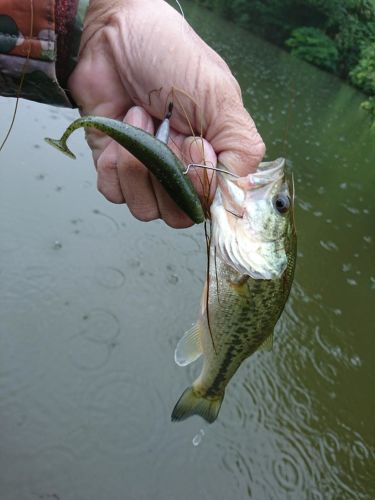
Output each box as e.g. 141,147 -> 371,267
358,96 -> 375,127
350,42 -> 375,124
286,27 -> 339,72
361,96 -> 375,115
350,41 -> 375,94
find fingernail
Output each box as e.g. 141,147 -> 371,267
128,106 -> 150,131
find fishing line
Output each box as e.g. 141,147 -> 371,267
0,0 -> 34,152
175,0 -> 185,21
183,162 -> 240,178
174,0 -> 188,37
281,71 -> 296,159
204,218 -> 217,354
168,86 -> 213,216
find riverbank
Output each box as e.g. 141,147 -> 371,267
191,0 -> 375,125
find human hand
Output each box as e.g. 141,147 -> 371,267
68,0 -> 265,228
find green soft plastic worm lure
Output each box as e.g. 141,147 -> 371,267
45,111 -> 204,224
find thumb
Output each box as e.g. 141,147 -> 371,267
207,100 -> 265,177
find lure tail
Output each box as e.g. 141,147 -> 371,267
44,137 -> 76,159
171,386 -> 224,423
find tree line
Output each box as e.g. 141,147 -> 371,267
193,0 -> 375,124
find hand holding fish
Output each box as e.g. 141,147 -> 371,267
68,0 -> 265,227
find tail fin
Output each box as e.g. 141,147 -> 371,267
171,386 -> 224,423
45,137 -> 76,159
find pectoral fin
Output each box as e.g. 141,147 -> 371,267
174,323 -> 203,367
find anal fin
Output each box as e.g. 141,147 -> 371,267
258,332 -> 273,352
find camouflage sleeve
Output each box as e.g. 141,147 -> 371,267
0,0 -> 88,107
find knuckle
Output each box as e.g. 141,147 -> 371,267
97,181 -> 124,204
128,205 -> 160,223
250,138 -> 266,163
97,156 -> 118,174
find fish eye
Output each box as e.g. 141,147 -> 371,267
273,193 -> 290,214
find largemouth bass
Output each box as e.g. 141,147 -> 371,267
172,158 -> 297,423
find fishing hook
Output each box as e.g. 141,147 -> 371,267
183,163 -> 240,178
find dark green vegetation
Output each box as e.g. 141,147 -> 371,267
193,0 -> 375,124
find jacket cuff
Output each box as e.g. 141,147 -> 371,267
55,0 -> 89,99
0,0 -> 88,107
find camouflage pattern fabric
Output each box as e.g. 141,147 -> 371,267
0,0 -> 88,107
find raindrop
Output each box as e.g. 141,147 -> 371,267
298,200 -> 312,212
168,274 -> 179,285
320,240 -> 338,252
350,355 -> 362,367
345,206 -> 360,215
192,429 -> 205,447
346,278 -> 357,286
52,240 -> 62,250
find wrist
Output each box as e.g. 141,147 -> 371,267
55,0 -> 89,98
55,0 -> 79,84
80,0 -> 166,52
80,0 -> 123,50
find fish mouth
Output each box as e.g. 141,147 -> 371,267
216,157 -> 287,216
235,157 -> 286,191
252,157 -> 285,183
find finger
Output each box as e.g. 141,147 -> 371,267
179,136 -> 217,206
203,76 -> 266,177
168,131 -> 217,204
96,140 -> 126,204
150,133 -> 217,228
114,106 -> 161,222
